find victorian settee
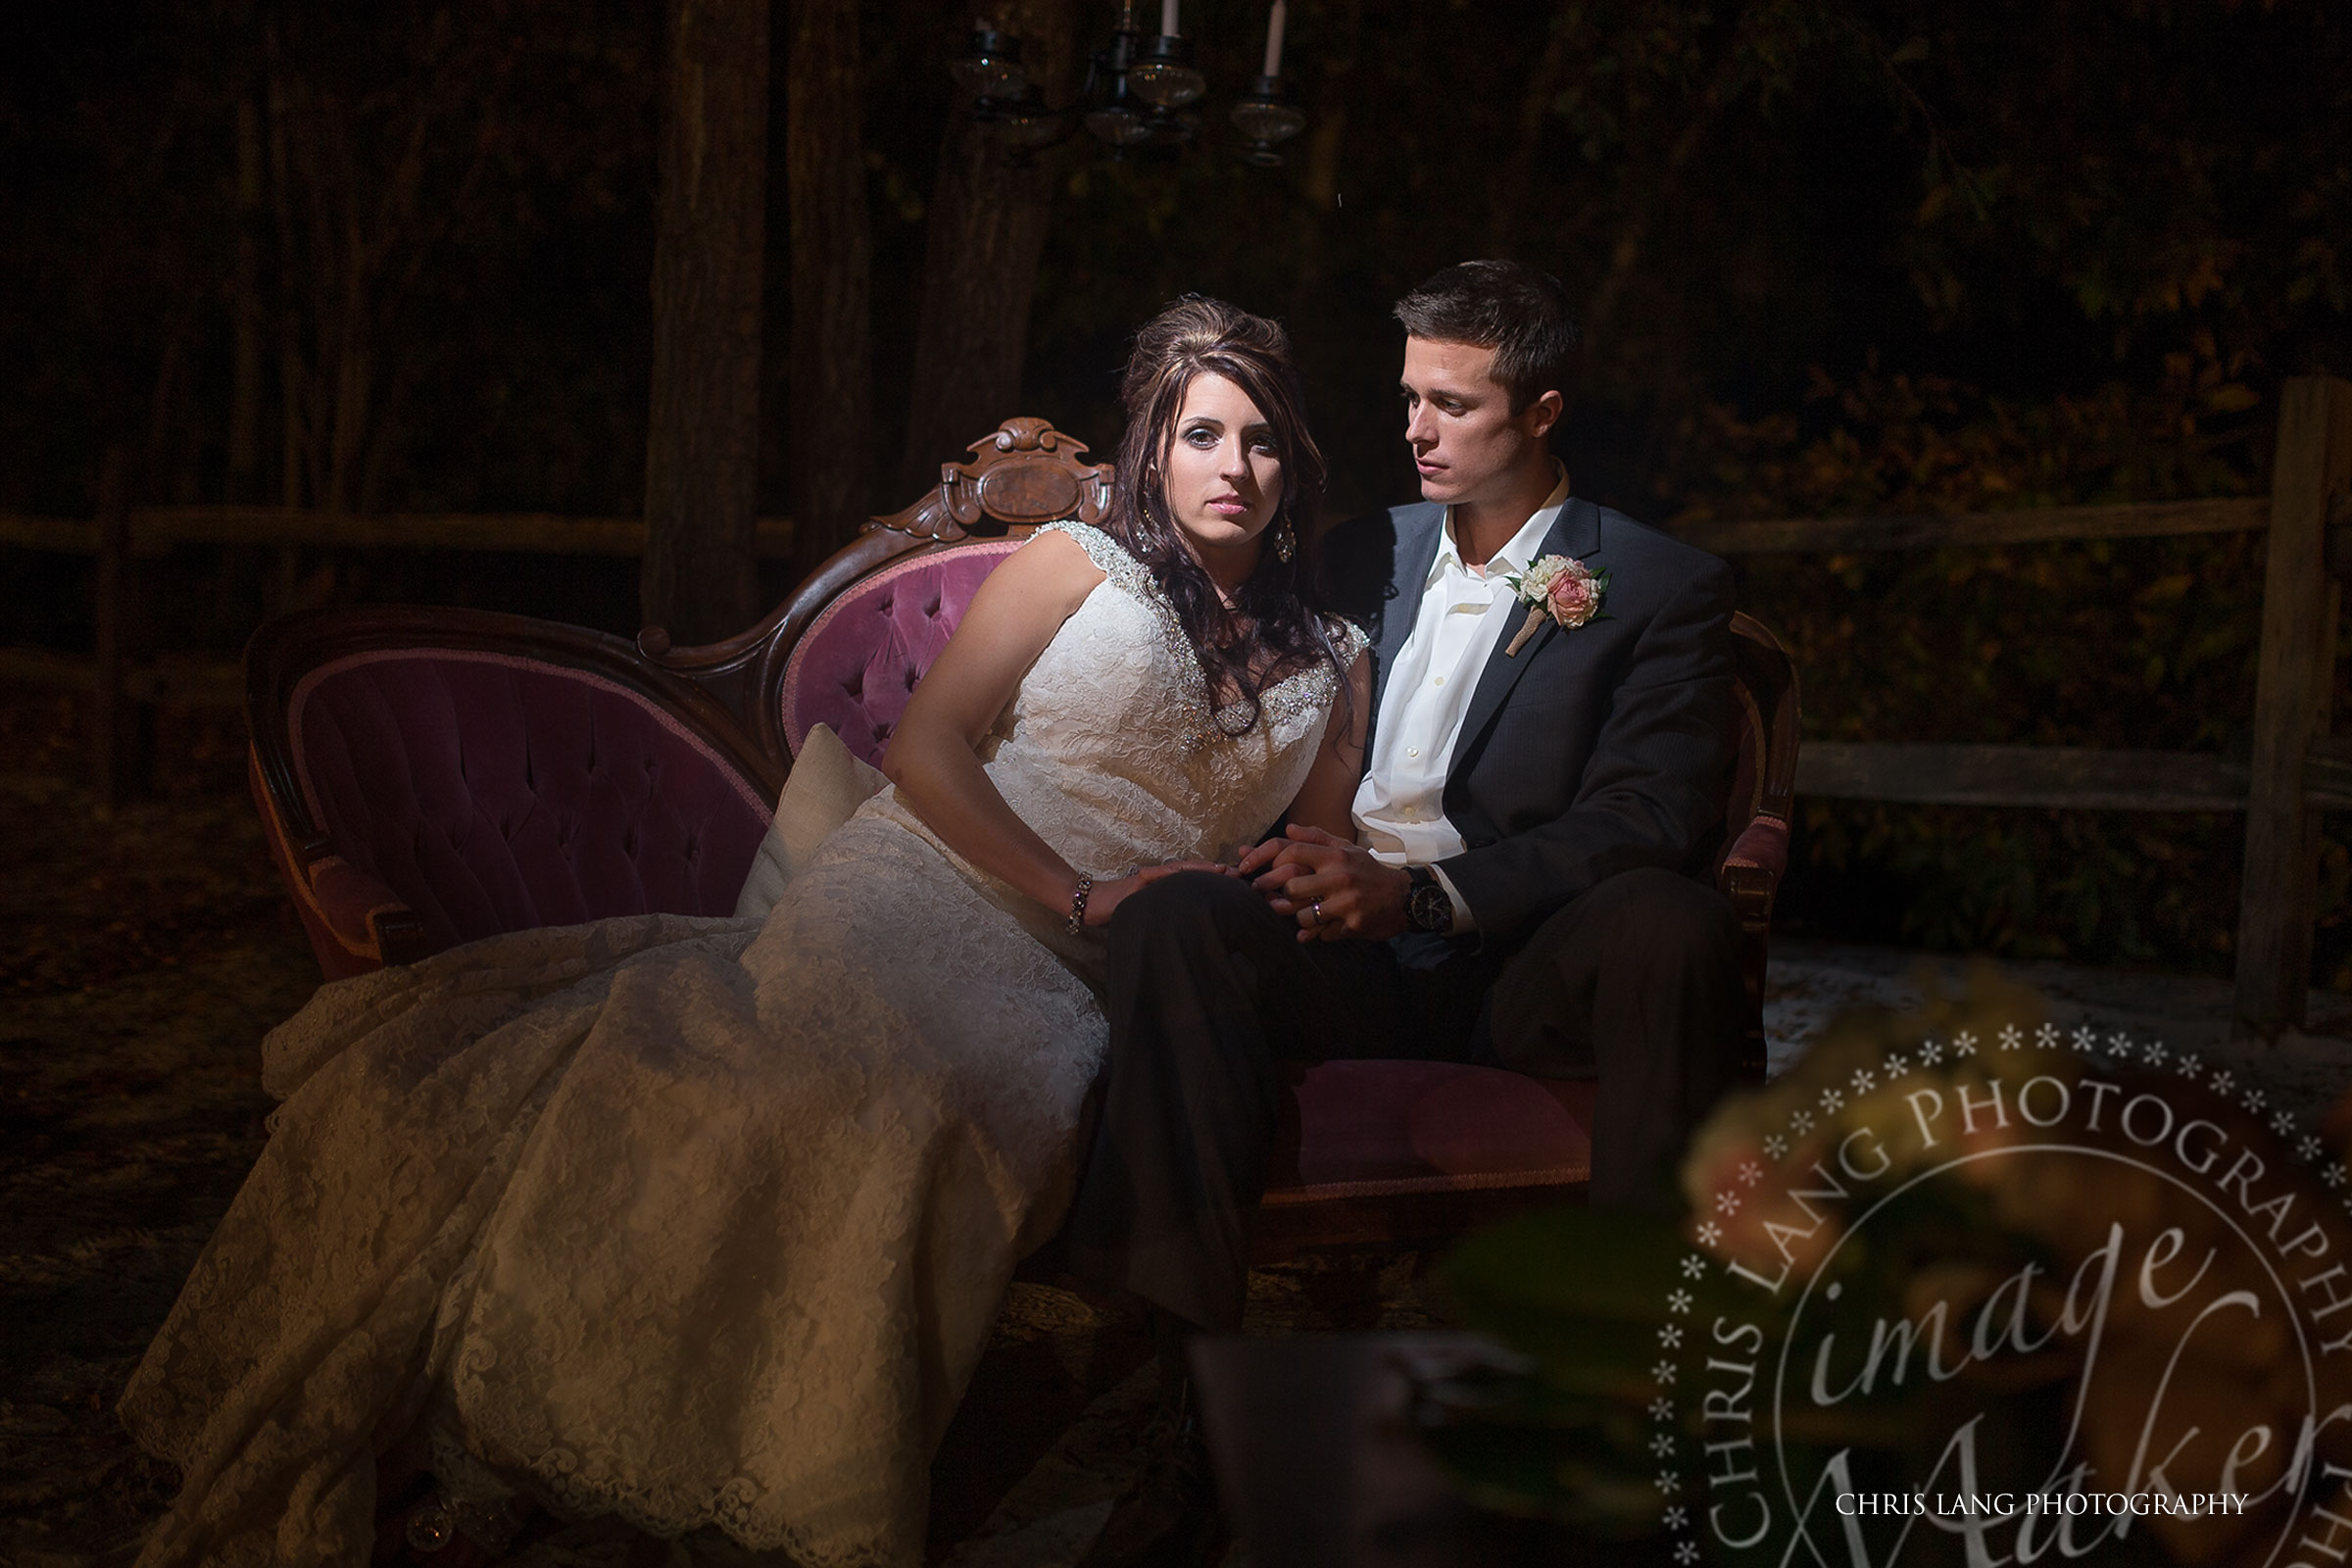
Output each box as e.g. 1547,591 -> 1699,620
244,417 -> 1796,1265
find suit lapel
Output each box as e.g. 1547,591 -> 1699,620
1448,498 -> 1603,771
1363,505 -> 1446,761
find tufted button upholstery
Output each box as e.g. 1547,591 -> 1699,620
781,539 -> 1025,761
288,649 -> 770,954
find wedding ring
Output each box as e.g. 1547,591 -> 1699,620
1310,900 -> 1324,926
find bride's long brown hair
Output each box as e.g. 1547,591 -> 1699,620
1103,297 -> 1347,735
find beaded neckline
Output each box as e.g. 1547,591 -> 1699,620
1040,520 -> 1364,748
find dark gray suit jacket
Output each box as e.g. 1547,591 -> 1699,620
1320,496 -> 1738,947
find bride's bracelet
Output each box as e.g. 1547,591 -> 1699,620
1065,875 -> 1094,935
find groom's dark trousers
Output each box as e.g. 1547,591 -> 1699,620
1065,498 -> 1748,1336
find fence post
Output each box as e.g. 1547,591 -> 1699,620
2235,375 -> 2352,1037
89,446 -> 152,808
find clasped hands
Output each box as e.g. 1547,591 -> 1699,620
1078,825 -> 1408,941
1241,824 -> 1412,942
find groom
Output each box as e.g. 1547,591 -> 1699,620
1066,260 -> 1746,1559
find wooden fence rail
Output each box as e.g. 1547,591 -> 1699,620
0,497 -> 799,798
1678,494 -> 2273,555
1689,374 -> 2352,1039
4,377 -> 2348,1033
0,506 -> 800,559
0,505 -> 801,711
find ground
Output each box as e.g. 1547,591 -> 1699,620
6,685 -> 2352,1567
0,690 -> 1440,1568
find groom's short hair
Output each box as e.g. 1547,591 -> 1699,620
1393,260 -> 1581,416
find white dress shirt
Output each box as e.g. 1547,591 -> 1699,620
1350,467 -> 1572,930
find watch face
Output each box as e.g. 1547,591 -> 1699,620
1410,881 -> 1451,933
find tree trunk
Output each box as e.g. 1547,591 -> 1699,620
227,92 -> 267,504
1288,0 -> 1361,297
266,56 -> 305,509
1487,2 -> 1576,258
897,0 -> 1080,495
642,0 -> 769,643
785,0 -> 872,578
1578,31 -> 1743,346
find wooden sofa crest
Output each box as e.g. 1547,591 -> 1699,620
247,416 -> 1796,1265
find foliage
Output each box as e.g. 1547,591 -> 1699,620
1437,975 -> 2352,1554
1653,359 -> 2352,982
4,1 -> 2349,974
0,2 -> 658,517
9,2 -> 2345,515
1431,980 -> 2057,1536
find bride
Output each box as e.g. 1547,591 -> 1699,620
118,297 -> 1370,1568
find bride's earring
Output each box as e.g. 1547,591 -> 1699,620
1272,518 -> 1295,564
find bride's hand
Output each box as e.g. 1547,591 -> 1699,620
1244,824 -> 1411,942
1080,860 -> 1237,928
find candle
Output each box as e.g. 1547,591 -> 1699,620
1161,0 -> 1180,37
1261,0 -> 1286,76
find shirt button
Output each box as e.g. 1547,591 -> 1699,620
1432,675 -> 1445,687
1406,746 -> 1420,759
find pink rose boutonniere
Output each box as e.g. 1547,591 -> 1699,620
1499,554 -> 1609,656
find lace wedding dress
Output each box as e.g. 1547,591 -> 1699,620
120,521 -> 1365,1568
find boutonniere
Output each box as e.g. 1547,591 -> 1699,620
1499,554 -> 1609,656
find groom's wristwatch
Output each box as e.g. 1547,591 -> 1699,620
1405,866 -> 1454,935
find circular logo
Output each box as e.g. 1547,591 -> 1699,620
1645,1014 -> 2352,1567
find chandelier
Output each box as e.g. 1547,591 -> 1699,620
951,1 -> 1306,166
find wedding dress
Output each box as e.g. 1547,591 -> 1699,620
118,521 -> 1363,1568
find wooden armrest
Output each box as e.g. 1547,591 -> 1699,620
300,854 -> 437,969
248,743 -> 438,976
1717,813 -> 1788,931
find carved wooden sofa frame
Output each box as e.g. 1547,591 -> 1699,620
247,416 -> 1797,1265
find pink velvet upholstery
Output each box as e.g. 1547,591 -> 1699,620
1269,1061 -> 1594,1198
782,539 -> 1025,761
248,416 -> 1786,1270
287,649 -> 771,956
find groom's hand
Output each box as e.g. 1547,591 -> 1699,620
1241,824 -> 1411,942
